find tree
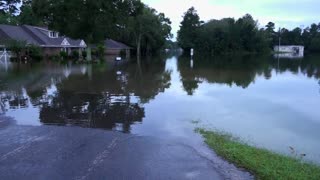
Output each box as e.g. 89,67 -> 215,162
177,7 -> 202,52
120,4 -> 171,58
265,22 -> 276,48
309,34 -> 320,52
0,0 -> 21,25
18,0 -> 42,25
0,12 -> 18,25
5,40 -> 27,62
0,0 -> 21,14
192,14 -> 268,54
32,0 -> 133,61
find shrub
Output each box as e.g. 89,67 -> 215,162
28,45 -> 43,61
82,50 -> 87,58
49,55 -> 60,61
71,50 -> 79,59
91,49 -> 97,57
6,40 -> 27,61
97,44 -> 105,58
120,49 -> 127,57
60,51 -> 68,59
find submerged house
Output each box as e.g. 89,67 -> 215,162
0,24 -> 87,56
105,39 -> 132,57
274,45 -> 304,58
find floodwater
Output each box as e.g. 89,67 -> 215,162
1,54 -> 320,164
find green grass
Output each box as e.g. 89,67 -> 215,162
196,128 -> 320,180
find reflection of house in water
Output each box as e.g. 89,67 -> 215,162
0,47 -> 11,71
39,92 -> 145,133
0,58 -> 170,132
274,46 -> 304,59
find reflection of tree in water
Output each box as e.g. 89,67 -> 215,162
126,59 -> 171,103
178,54 -> 320,95
178,55 -> 271,95
35,59 -> 170,133
270,55 -> 320,79
0,59 -> 171,132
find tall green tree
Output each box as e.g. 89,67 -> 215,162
0,0 -> 21,14
193,14 -> 268,54
0,0 -> 21,25
177,7 -> 202,52
18,0 -> 42,25
32,0 -> 135,61
118,4 -> 171,58
265,22 -> 276,48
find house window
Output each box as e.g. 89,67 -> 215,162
49,31 -> 59,38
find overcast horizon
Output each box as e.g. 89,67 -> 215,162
142,0 -> 320,40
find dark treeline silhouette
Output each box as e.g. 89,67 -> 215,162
178,7 -> 320,55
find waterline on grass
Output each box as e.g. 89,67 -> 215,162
196,128 -> 320,180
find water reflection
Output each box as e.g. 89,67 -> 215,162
177,54 -> 320,95
1,54 -> 320,163
274,52 -> 304,59
0,58 -> 171,132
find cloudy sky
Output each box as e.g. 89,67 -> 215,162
142,0 -> 320,39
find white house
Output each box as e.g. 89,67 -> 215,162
274,45 -> 304,57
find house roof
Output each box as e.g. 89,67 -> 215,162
0,24 -> 87,48
105,39 -> 131,49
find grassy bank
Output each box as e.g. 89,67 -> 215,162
196,128 -> 320,180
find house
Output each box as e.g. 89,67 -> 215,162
104,39 -> 132,57
274,45 -> 304,57
0,24 -> 87,56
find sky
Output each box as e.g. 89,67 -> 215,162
142,0 -> 320,40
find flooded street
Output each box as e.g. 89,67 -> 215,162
1,54 -> 320,165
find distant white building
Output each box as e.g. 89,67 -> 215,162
274,45 -> 304,58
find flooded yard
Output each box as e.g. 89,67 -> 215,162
1,54 -> 320,164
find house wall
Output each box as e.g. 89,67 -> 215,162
106,49 -> 121,55
274,46 -> 304,53
42,48 -> 61,56
274,46 -> 304,58
42,47 -> 84,56
105,48 -> 130,58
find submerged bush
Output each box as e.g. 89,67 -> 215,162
71,50 -> 79,60
82,50 -> 87,58
59,51 -> 68,59
28,45 -> 43,61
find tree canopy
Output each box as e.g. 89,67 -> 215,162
0,0 -> 20,14
31,0 -> 171,57
177,7 -> 320,54
177,7 -> 202,52
191,13 -> 268,54
0,0 -> 172,58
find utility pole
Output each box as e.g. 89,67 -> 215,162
278,27 -> 281,52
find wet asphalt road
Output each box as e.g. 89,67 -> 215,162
0,117 -> 252,180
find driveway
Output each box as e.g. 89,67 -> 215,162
0,116 -> 252,180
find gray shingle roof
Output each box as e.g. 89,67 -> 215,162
105,39 -> 131,49
0,24 -> 86,48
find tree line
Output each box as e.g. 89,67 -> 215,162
0,0 -> 172,58
178,7 -> 320,55
265,22 -> 320,52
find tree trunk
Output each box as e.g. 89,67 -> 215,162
136,34 -> 142,59
86,46 -> 92,61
